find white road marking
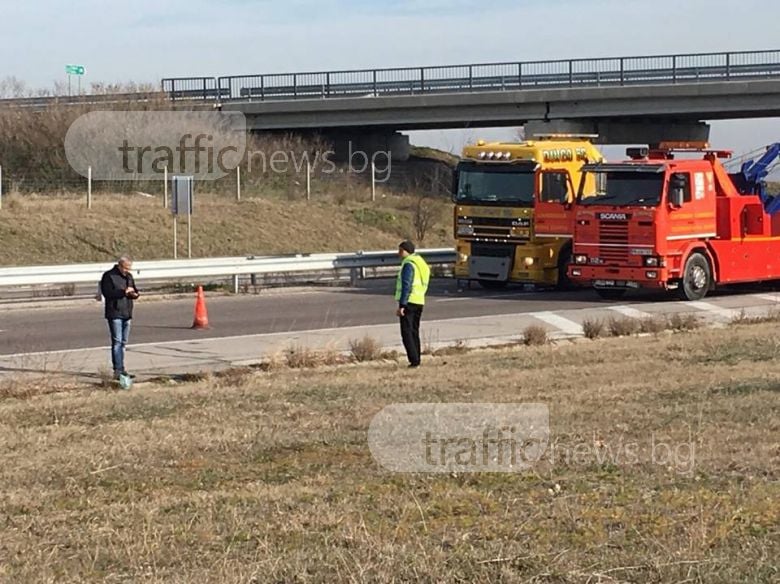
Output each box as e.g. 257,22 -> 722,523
530,311 -> 583,336
607,305 -> 652,319
688,301 -> 741,320
752,293 -> 780,304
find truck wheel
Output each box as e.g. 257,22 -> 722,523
678,253 -> 711,301
479,280 -> 508,290
596,288 -> 626,301
556,248 -> 574,290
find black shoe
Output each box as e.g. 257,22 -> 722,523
121,371 -> 136,379
408,363 -> 420,369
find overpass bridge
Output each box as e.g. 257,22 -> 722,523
3,49 -> 780,158
161,48 -> 780,158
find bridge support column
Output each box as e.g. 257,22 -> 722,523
328,131 -> 411,163
524,120 -> 711,146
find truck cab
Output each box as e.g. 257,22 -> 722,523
453,137 -> 603,289
569,144 -> 780,300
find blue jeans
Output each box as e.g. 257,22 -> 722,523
107,318 -> 131,373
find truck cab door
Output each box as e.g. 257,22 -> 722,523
535,170 -> 575,238
666,172 -> 697,238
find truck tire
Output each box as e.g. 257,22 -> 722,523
595,288 -> 627,301
678,252 -> 712,301
479,280 -> 508,290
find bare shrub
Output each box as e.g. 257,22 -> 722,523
412,194 -> 439,243
607,316 -> 641,337
349,336 -> 383,362
284,345 -> 321,369
668,313 -> 701,331
522,325 -> 548,346
639,316 -> 668,334
582,318 -> 605,340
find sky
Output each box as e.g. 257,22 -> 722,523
1,0 -> 779,155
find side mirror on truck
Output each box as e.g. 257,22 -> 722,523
451,170 -> 460,203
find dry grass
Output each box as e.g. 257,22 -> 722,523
0,193 -> 453,266
0,325 -> 778,582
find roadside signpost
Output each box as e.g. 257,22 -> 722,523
170,175 -> 194,259
65,64 -> 86,96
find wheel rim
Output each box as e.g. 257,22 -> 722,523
690,265 -> 707,290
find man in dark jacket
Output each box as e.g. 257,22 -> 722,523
100,256 -> 140,379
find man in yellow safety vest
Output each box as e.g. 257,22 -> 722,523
395,240 -> 430,368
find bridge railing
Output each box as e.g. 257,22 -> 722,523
171,49 -> 780,103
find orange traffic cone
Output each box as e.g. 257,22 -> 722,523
192,285 -> 210,329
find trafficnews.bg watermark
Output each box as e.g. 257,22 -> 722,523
368,403 -> 696,475
64,111 -> 392,182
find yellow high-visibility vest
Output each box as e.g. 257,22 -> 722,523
395,253 -> 430,305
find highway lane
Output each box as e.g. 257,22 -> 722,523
1,278 -> 777,357
0,279 -> 619,355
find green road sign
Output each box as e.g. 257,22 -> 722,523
65,65 -> 85,75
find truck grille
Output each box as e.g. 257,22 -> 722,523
599,222 -> 629,264
471,243 -> 515,258
470,217 -> 530,240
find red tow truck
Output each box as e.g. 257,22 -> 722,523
568,143 -> 780,300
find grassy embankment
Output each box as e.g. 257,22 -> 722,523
0,321 -> 777,582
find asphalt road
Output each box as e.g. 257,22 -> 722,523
1,278 -> 777,356
0,279 -> 622,355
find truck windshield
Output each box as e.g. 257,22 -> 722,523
579,172 -> 664,207
455,164 -> 535,207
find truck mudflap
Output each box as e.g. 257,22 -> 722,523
469,256 -> 511,282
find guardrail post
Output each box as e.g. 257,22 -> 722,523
326,72 -> 330,97
469,65 -> 474,91
349,267 -> 359,287
203,78 -> 207,100
232,274 -> 240,294
518,63 -> 522,88
293,74 -> 298,98
260,76 -> 265,101
420,67 -> 425,92
672,55 -> 677,83
726,53 -> 731,79
568,60 -> 573,86
373,70 -> 378,96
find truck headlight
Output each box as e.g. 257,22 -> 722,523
574,255 -> 588,264
644,257 -> 660,267
646,271 -> 658,279
571,269 -> 582,277
457,225 -> 474,236
523,257 -> 536,267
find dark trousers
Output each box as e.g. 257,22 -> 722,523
399,303 -> 424,366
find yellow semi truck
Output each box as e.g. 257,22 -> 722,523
452,136 -> 603,288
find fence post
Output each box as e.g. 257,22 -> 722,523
0,165 -> 3,211
306,158 -> 312,201
672,55 -> 677,84
236,165 -> 241,201
371,160 -> 377,202
726,52 -> 731,79
87,166 -> 92,209
164,166 -> 168,208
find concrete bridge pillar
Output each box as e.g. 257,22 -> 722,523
524,120 -> 711,147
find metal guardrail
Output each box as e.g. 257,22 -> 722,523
164,49 -> 780,102
0,249 -> 456,288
